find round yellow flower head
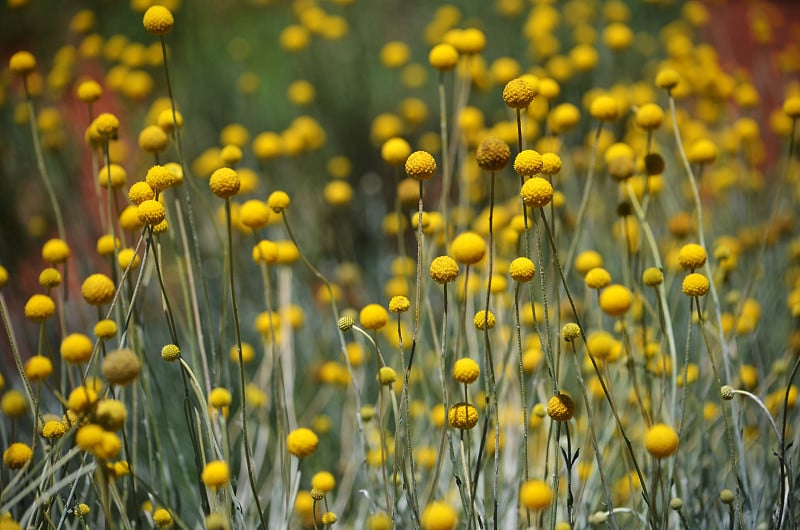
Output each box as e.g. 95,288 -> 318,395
382,137 -> 411,166
584,267 -> 611,289
473,310 -> 495,330
0,265 -> 8,289
428,43 -> 459,71
430,256 -> 459,284
38,267 -> 62,288
514,150 -> 543,177
137,199 -> 166,226
146,165 -> 176,192
3,442 -> 33,470
589,95 -> 619,121
453,358 -> 480,384
476,136 -> 511,171
93,112 -> 119,139
101,348 -> 141,386
509,257 -> 536,282
161,344 -> 180,362
540,152 -> 562,175
286,427 -> 319,458
209,167 -> 240,199
655,67 -> 680,91
209,387 -> 232,409
678,243 -> 707,270
562,323 -> 581,342
312,471 -> 336,493
520,177 -> 554,208
42,419 -> 66,439
153,508 -> 173,527
420,501 -> 458,530
450,232 -> 486,265
547,393 -> 575,421
642,267 -> 664,287
138,125 -> 168,153
360,303 -> 389,330
405,150 -> 437,180
143,5 -> 174,36
448,402 -> 478,430
239,200 -> 270,229
502,77 -> 537,109
61,333 -> 93,363
644,423 -> 679,459
95,399 -> 128,431
9,51 -> 36,76
598,284 -> 632,316
321,513 -> 337,525
42,238 -> 70,264
76,79 -> 102,103
378,367 -> 397,385
459,28 -> 486,54
268,190 -> 290,212
24,294 -> 56,321
635,103 -> 664,130
158,109 -> 183,132
252,240 -> 279,264
24,355 -> 53,381
389,295 -> 410,313
682,273 -> 709,297
687,138 -> 717,165
201,460 -> 230,488
784,96 -> 800,119
380,41 -> 410,68
220,145 -> 242,166
575,250 -> 603,274
519,479 -> 553,510
603,22 -> 633,50
98,164 -> 127,189
1,390 -> 26,418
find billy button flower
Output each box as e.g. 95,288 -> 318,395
686,138 -> 717,165
9,51 -> 36,77
584,267 -> 611,289
635,102 -> 665,130
209,167 -> 240,199
35,268 -> 60,290
98,164 -> 127,189
453,358 -> 480,384
128,181 -> 155,205
240,200 -> 271,230
502,77 -> 537,110
42,238 -> 70,264
24,294 -> 56,322
682,273 -> 710,297
678,243 -> 707,271
137,199 -> 166,226
655,67 -> 681,92
429,256 -> 459,284
405,150 -> 437,180
598,284 -> 632,317
201,460 -> 230,488
513,150 -> 543,178
520,177 -> 554,208
161,344 -> 180,362
3,442 -> 33,470
448,402 -> 478,429
381,137 -> 412,166
24,355 -> 53,382
138,125 -> 169,155
359,303 -> 389,330
475,136 -> 511,171
268,190 -> 290,213
101,348 -> 141,386
93,112 -> 119,139
142,5 -> 174,36
146,164 -> 178,192
473,309 -> 496,330
420,501 -> 458,530
644,423 -> 679,459
642,267 -> 664,287
389,295 -> 410,313
61,333 -> 94,363
428,43 -> 459,71
508,257 -> 536,283
450,232 -> 486,265
519,479 -> 554,510
546,393 -> 575,421
286,427 -> 319,458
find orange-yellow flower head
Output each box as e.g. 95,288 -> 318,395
143,5 -> 174,36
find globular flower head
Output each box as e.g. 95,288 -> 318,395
145,165 -> 177,192
61,333 -> 93,363
138,125 -> 169,154
513,150 -> 543,177
420,501 -> 458,530
448,402 -> 478,430
430,256 -> 459,284
286,427 -> 319,458
201,460 -> 230,488
598,284 -> 632,316
584,267 -> 612,289
473,310 -> 495,330
644,423 -> 679,459
405,151 -> 437,181
381,137 -> 411,166
589,95 -> 619,121
475,136 -> 511,171
642,267 -> 664,287
209,167 -> 240,199
137,199 -> 166,226
682,273 -> 709,297
24,294 -> 56,321
42,238 -> 70,264
9,51 -> 36,76
508,257 -> 536,282
562,323 -> 581,342
98,164 -> 127,189
450,232 -> 486,265
359,303 -> 389,330
93,112 -> 119,139
502,77 -> 537,109
519,479 -> 553,510
678,243 -> 707,270
268,190 -> 290,212
128,181 -> 155,205
635,103 -> 664,130
3,442 -> 33,470
453,358 -> 480,384
143,5 -> 174,36
101,348 -> 141,386
520,177 -> 554,208
547,393 -> 575,421
428,43 -> 459,71
389,295 -> 410,313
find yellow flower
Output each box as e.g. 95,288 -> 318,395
502,77 -> 537,109
678,243 -> 707,270
359,303 -> 389,330
24,294 -> 56,321
519,479 -> 553,510
682,273 -> 709,297
584,267 -> 611,289
1,390 -> 27,417
381,137 -> 412,166
286,427 -> 319,458
137,199 -> 166,226
95,399 -> 128,431
644,423 -> 679,459
209,388 -> 232,409
3,442 -> 33,470
473,310 -> 495,330
42,238 -> 70,263
589,95 -> 619,121
508,257 -> 536,282
598,284 -> 632,316
513,149 -> 543,177
311,471 -> 336,493
138,126 -> 169,153
9,51 -> 36,76
161,344 -> 180,362
142,5 -> 174,36
145,164 -> 177,192
453,358 -> 480,384
420,501 -> 458,530
388,296 -> 410,313
547,393 -> 575,421
642,267 -> 663,287
268,190 -> 290,212
635,103 -> 664,130
24,355 -> 53,382
209,168 -> 240,199
428,43 -> 458,71
153,508 -> 173,527
81,273 -> 115,306
405,150 -> 437,180
450,232 -> 486,265
520,177 -> 554,208
380,41 -> 410,68
42,420 -> 66,439
101,348 -> 141,386
475,136 -> 511,171
574,250 -> 603,275
201,460 -> 230,488
93,112 -> 119,139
